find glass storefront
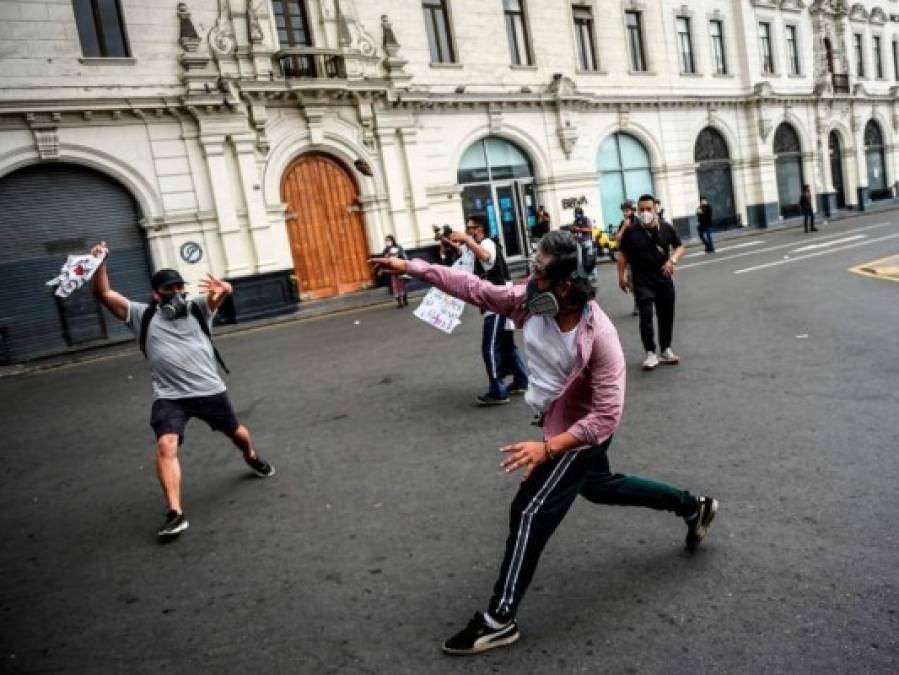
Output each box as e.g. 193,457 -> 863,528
458,137 -> 537,259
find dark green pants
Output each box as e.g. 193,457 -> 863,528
489,438 -> 696,621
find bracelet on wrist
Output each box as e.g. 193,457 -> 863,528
544,441 -> 557,461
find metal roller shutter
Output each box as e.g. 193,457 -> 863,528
0,163 -> 153,363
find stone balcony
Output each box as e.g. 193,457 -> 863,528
275,48 -> 347,80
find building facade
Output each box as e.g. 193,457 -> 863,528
1,0 -> 897,362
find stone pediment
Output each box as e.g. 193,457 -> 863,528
779,0 -> 805,12
869,7 -> 886,24
848,3 -> 868,21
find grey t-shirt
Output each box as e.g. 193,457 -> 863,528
126,297 -> 226,400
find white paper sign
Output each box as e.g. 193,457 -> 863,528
46,252 -> 106,298
413,248 -> 475,334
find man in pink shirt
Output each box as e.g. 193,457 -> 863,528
372,231 -> 718,656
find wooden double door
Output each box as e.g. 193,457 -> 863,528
281,153 -> 373,299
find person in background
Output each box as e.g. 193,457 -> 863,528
653,198 -> 666,223
696,196 -> 715,253
533,205 -> 551,240
616,200 -> 639,316
568,206 -> 597,283
617,194 -> 685,371
446,213 -> 528,405
380,234 -> 409,308
799,185 -> 818,233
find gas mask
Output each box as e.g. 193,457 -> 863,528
639,211 -> 655,226
524,278 -> 561,317
159,291 -> 189,320
524,240 -> 592,317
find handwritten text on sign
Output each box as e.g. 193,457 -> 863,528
413,249 -> 475,334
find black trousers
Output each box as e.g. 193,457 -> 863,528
635,281 -> 675,353
488,439 -> 697,622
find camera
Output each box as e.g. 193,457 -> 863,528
432,224 -> 453,241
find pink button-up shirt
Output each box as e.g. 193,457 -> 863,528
406,259 -> 626,448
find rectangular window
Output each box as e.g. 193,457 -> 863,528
785,25 -> 800,75
759,22 -> 774,75
873,36 -> 883,79
423,0 -> 456,63
854,33 -> 864,77
626,11 -> 646,72
572,5 -> 598,71
676,17 -> 695,74
272,0 -> 312,47
709,19 -> 727,75
504,0 -> 533,66
893,40 -> 899,81
71,0 -> 129,57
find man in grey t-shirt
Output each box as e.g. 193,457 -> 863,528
91,241 -> 275,540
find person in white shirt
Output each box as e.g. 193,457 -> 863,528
443,213 -> 528,405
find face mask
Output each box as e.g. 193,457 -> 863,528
159,291 -> 189,320
639,211 -> 655,226
524,278 -> 560,317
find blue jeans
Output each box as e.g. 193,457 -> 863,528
803,212 -> 815,232
698,225 -> 714,252
482,314 -> 527,398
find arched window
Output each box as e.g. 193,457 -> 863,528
864,120 -> 889,199
458,137 -> 537,258
773,123 -> 804,217
457,137 -> 533,184
694,127 -> 729,162
773,123 -> 802,155
597,132 -> 653,229
694,128 -> 736,227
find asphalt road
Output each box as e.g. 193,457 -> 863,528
1,212 -> 898,674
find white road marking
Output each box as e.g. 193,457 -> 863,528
790,234 -> 866,253
733,232 -> 899,275
685,240 -> 765,257
678,221 -> 892,271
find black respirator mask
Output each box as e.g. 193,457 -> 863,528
524,244 -> 592,317
159,291 -> 189,320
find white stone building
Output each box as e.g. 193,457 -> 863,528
0,0 -> 897,362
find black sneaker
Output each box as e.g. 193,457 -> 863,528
245,454 -> 276,477
684,496 -> 718,551
508,383 -> 528,396
157,510 -> 189,539
475,393 -> 510,406
442,612 -> 520,656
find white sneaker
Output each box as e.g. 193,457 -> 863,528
659,348 -> 680,365
641,351 -> 659,370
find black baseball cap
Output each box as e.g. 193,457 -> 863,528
151,268 -> 185,291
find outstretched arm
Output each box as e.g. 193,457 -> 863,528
369,257 -> 525,317
91,242 -> 129,321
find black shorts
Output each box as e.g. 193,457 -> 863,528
150,393 -> 240,443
